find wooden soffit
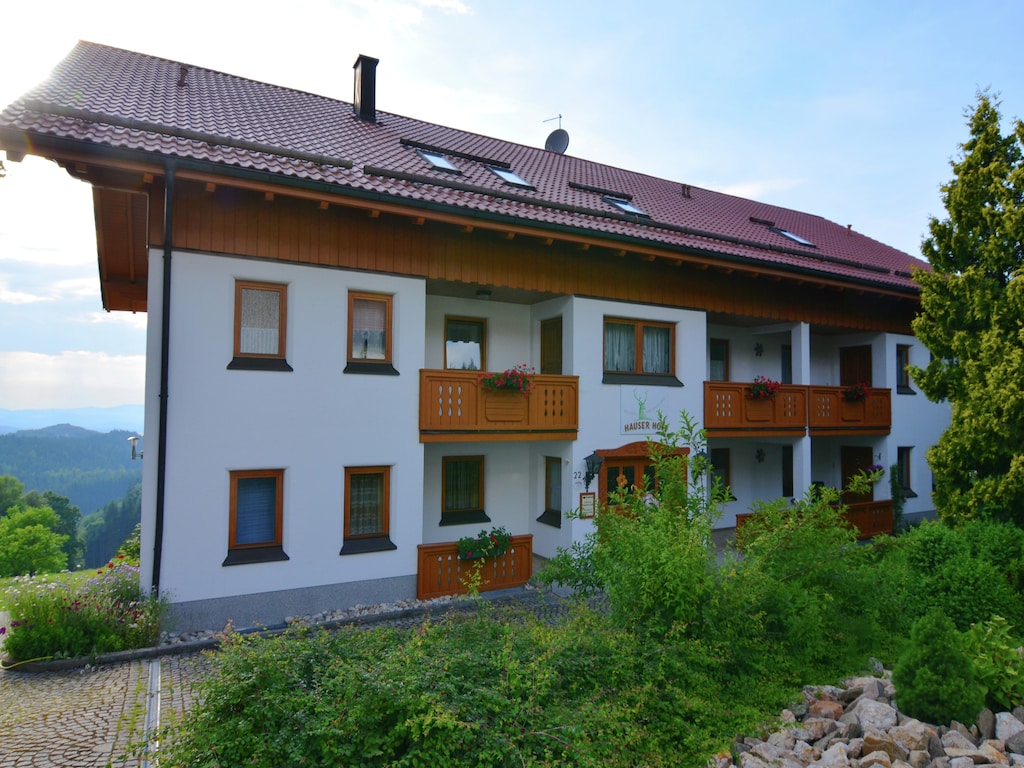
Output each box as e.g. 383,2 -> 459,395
94,187 -> 149,312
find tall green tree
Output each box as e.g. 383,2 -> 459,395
911,92 -> 1024,525
21,490 -> 83,569
0,474 -> 23,515
0,506 -> 68,577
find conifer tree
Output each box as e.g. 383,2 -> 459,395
912,93 -> 1024,525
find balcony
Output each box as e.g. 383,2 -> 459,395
420,370 -> 578,442
704,382 -> 890,437
416,534 -> 533,599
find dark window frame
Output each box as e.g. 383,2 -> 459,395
344,291 -> 399,375
228,280 -> 293,372
224,468 -> 289,566
440,455 -> 490,526
341,465 -> 397,555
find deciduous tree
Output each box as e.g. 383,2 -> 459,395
911,92 -> 1024,525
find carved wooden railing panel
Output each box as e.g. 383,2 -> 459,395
416,534 -> 533,599
703,382 -> 807,433
705,383 -> 891,435
420,370 -> 578,441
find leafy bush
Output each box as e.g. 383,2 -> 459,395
0,505 -> 68,577
964,616 -> 1024,711
890,520 -> 1024,631
155,605 -> 790,768
893,608 -> 985,725
0,558 -> 165,662
117,522 -> 142,565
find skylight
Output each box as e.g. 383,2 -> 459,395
418,150 -> 460,173
604,196 -> 648,217
487,166 -> 534,188
769,226 -> 816,248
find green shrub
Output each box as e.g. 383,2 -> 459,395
893,608 -> 985,725
117,522 -> 142,565
0,506 -> 68,577
891,520 -> 1024,631
155,605 -> 793,768
964,616 -> 1024,711
0,558 -> 165,662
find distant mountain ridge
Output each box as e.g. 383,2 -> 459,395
0,423 -> 143,516
0,405 -> 144,434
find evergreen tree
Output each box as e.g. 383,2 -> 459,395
911,92 -> 1024,525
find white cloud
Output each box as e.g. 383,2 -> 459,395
84,311 -> 148,331
0,351 -> 144,409
0,280 -> 49,305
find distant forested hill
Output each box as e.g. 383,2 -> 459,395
0,425 -> 142,515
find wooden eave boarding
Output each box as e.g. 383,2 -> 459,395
3,134 -> 922,338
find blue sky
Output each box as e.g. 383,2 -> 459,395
0,0 -> 1022,410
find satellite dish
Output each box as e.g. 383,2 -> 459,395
544,128 -> 570,154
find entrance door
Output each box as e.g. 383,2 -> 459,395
541,317 -> 563,375
841,445 -> 874,503
839,345 -> 872,387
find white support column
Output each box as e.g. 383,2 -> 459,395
792,321 -> 811,385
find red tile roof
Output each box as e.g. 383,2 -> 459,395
0,41 -> 927,291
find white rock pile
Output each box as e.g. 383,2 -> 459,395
713,674 -> 1024,768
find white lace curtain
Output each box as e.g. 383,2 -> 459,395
604,323 -> 670,373
349,473 -> 384,535
240,288 -> 280,355
445,459 -> 481,511
351,298 -> 387,360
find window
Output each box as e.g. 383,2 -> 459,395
897,447 -> 918,497
487,165 -> 534,189
781,344 -> 793,385
346,292 -> 398,375
710,448 -> 735,501
538,456 -> 562,527
709,338 -> 729,381
781,445 -> 794,499
417,149 -> 460,173
596,441 -> 689,506
769,227 -> 816,248
603,459 -> 656,504
604,318 -> 681,385
229,281 -> 292,371
896,345 -> 914,394
441,456 -> 489,525
445,317 -> 486,370
603,196 -> 648,217
342,466 -> 397,554
224,469 -> 288,565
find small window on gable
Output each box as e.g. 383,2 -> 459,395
487,166 -> 534,189
224,469 -> 288,566
341,466 -> 397,555
345,291 -> 398,375
229,280 -> 293,371
441,456 -> 490,526
770,226 -> 816,248
418,149 -> 460,173
604,196 -> 648,217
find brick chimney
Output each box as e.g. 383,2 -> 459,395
353,54 -> 379,122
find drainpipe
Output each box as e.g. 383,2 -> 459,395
151,161 -> 175,594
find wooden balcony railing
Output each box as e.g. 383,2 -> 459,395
704,382 -> 891,436
807,387 -> 891,434
843,500 -> 894,539
416,534 -> 533,599
420,370 -> 578,442
735,499 -> 893,542
704,382 -> 808,436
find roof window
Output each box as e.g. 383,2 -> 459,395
487,166 -> 534,189
604,196 -> 648,217
418,149 -> 460,173
769,227 -> 816,248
